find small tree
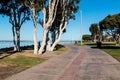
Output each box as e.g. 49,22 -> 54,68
89,23 -> 99,42
82,34 -> 92,42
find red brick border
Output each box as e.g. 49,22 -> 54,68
59,49 -> 85,80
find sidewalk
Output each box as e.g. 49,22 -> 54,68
74,46 -> 120,80
4,44 -> 120,80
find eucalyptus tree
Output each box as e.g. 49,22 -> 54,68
48,1 -> 65,49
49,0 -> 80,51
89,23 -> 99,42
99,14 -> 120,45
38,0 -> 60,54
23,0 -> 45,54
0,0 -> 30,51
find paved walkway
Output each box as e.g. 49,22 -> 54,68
4,44 -> 120,80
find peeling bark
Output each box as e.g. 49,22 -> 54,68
31,8 -> 38,55
12,26 -> 17,51
16,29 -> 20,51
38,0 -> 59,54
39,29 -> 49,54
50,21 -> 67,51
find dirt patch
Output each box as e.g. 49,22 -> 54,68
0,66 -> 26,80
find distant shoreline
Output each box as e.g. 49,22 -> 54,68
0,40 -> 75,49
0,40 -> 33,42
0,45 -> 34,52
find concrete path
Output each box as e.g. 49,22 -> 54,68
4,44 -> 120,80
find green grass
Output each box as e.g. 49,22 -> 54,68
102,48 -> 120,62
76,41 -> 120,62
57,46 -> 68,51
0,56 -> 46,68
75,42 -> 96,47
76,42 -> 116,47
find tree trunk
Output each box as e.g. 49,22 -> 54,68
115,40 -> 119,46
51,31 -> 56,44
32,8 -> 38,55
114,34 -> 119,46
99,30 -> 103,42
38,29 -> 49,54
45,31 -> 51,51
50,31 -> 62,51
43,30 -> 50,52
50,20 -> 67,51
119,37 -> 120,46
116,39 -> 120,46
33,26 -> 38,54
46,38 -> 51,51
94,35 -> 97,42
12,26 -> 17,51
16,29 -> 20,51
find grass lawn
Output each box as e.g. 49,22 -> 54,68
0,50 -> 47,67
0,50 -> 47,80
0,45 -> 68,79
0,55 -> 46,68
76,42 -> 120,62
0,46 -> 68,68
102,48 -> 120,61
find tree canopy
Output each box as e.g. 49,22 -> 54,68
0,0 -> 30,51
89,23 -> 99,42
0,0 -> 80,54
99,13 -> 120,45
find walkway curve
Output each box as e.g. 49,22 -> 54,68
4,44 -> 120,80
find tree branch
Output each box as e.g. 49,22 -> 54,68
42,7 -> 46,25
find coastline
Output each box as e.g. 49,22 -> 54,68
0,40 -> 75,49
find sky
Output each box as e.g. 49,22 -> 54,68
0,0 -> 120,41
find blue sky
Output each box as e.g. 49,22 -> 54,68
0,0 -> 120,41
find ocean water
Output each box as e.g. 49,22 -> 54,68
0,41 -> 33,49
0,41 -> 74,49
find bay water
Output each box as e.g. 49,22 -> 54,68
0,41 -> 74,49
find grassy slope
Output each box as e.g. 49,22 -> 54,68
0,55 -> 46,68
102,48 -> 120,62
0,46 -> 68,80
0,45 -> 68,68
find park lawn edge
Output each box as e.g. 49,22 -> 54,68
75,42 -> 120,62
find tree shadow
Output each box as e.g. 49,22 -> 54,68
0,50 -> 16,59
91,46 -> 120,49
86,42 -> 118,49
0,45 -> 34,59
54,44 -> 65,50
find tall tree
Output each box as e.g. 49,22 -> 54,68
89,23 -> 99,42
49,0 -> 80,51
38,0 -> 60,54
99,13 -> 120,45
24,0 -> 45,54
0,0 -> 30,51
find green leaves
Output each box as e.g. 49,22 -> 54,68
99,13 -> 120,44
100,13 -> 120,30
90,23 -> 99,35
